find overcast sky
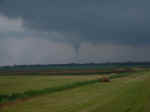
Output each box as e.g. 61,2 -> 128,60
0,0 -> 150,65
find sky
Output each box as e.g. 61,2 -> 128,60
0,0 -> 150,65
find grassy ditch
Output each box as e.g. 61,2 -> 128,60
0,72 -> 136,104
0,79 -> 100,104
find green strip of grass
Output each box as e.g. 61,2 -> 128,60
0,72 -> 136,104
0,79 -> 100,104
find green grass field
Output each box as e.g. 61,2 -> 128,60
0,70 -> 150,112
0,75 -> 100,95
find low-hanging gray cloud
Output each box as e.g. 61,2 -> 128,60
0,0 -> 150,45
0,0 -> 150,65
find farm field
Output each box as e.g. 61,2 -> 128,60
0,68 -> 150,112
0,75 -> 100,95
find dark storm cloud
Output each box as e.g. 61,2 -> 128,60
0,0 -> 150,65
0,0 -> 150,47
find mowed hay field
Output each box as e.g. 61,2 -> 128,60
0,70 -> 150,112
